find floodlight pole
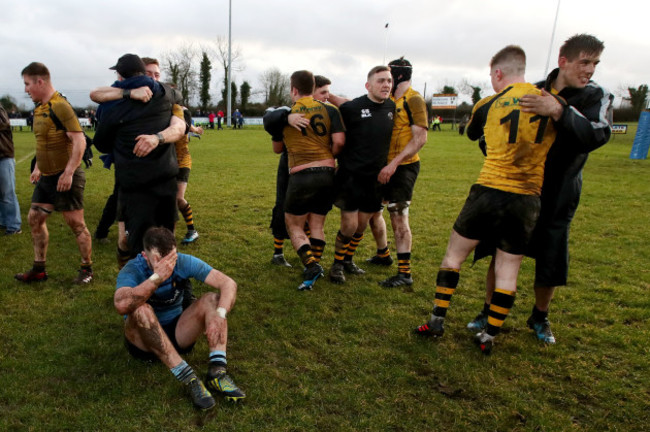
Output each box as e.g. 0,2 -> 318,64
383,23 -> 389,64
226,0 -> 232,128
544,0 -> 561,77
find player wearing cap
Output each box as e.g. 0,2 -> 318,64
93,54 -> 185,257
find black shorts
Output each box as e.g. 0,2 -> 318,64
453,184 -> 540,255
284,167 -> 335,216
176,167 -> 191,183
334,169 -> 383,213
32,167 -> 85,212
124,313 -> 195,362
382,161 -> 420,203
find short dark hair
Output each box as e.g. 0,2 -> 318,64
490,45 -> 526,76
314,75 -> 331,88
141,57 -> 160,66
290,70 -> 315,96
367,65 -> 390,80
21,62 -> 50,81
143,227 -> 177,256
559,34 -> 604,61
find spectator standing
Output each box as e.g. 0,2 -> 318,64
0,105 -> 22,235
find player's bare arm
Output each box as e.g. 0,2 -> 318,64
57,131 -> 86,192
326,93 -> 349,107
203,269 -> 237,313
378,125 -> 427,184
288,113 -> 309,130
133,115 -> 185,157
114,250 -> 177,315
331,131 -> 346,157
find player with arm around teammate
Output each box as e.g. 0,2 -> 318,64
468,34 -> 614,345
327,66 -> 395,284
413,45 -> 557,354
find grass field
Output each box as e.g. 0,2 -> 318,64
1,125 -> 649,431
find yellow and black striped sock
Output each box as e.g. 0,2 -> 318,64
334,231 -> 352,264
377,246 -> 391,259
486,288 -> 516,337
297,244 -> 316,267
310,238 -> 326,263
432,268 -> 460,318
303,222 -> 311,238
273,237 -> 284,255
179,202 -> 195,231
396,252 -> 411,276
344,232 -> 364,262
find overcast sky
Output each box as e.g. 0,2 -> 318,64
1,0 -> 646,111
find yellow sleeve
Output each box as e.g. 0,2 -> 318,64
406,94 -> 428,129
172,104 -> 184,120
51,100 -> 82,132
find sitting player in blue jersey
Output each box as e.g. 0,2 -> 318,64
114,226 -> 245,410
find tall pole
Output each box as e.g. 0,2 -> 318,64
544,0 -> 561,77
383,23 -> 389,64
227,0 -> 232,127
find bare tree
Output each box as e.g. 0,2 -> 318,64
460,79 -> 490,104
208,36 -> 244,106
161,42 -> 199,105
259,67 -> 290,107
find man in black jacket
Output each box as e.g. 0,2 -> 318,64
469,34 -> 614,344
93,54 -> 185,256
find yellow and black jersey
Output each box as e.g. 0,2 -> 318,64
388,87 -> 427,165
468,82 -> 557,195
283,96 -> 345,169
174,135 -> 191,169
33,92 -> 82,176
173,104 -> 192,169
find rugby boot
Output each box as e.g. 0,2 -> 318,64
527,315 -> 556,344
181,230 -> 199,245
206,369 -> 246,402
474,330 -> 495,355
413,316 -> 445,337
73,267 -> 94,285
186,377 -> 216,410
366,254 -> 393,266
379,273 -> 413,288
298,263 -> 323,291
343,260 -> 365,275
329,262 -> 346,284
15,268 -> 48,283
270,253 -> 292,267
467,310 -> 488,332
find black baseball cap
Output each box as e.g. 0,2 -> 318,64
109,54 -> 146,78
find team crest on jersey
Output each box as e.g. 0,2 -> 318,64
496,97 -> 521,108
361,108 -> 372,118
388,112 -> 394,120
